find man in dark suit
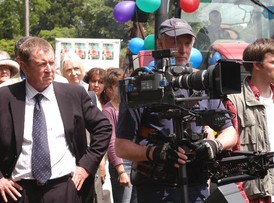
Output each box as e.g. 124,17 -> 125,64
0,37 -> 112,203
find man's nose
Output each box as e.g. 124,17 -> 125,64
71,69 -> 77,75
44,62 -> 54,72
176,45 -> 187,54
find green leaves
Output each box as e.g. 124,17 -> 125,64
0,0 -> 155,61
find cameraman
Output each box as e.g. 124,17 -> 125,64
116,18 -> 237,203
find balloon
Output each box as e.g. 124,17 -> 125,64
136,0 -> 161,13
210,51 -> 221,65
113,1 -> 136,23
148,60 -> 155,68
263,6 -> 274,20
144,34 -> 155,50
189,48 -> 202,68
180,0 -> 200,13
145,60 -> 155,72
129,38 -> 145,54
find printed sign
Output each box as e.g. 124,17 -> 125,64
55,38 -> 121,72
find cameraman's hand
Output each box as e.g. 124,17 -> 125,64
147,144 -> 188,168
193,139 -> 218,161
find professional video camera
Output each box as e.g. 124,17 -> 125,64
120,48 -> 243,200
120,49 -> 242,109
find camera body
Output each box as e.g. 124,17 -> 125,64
120,49 -> 241,109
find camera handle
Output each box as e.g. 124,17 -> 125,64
172,110 -> 189,203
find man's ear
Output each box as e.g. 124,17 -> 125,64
253,62 -> 262,71
15,56 -> 20,63
19,59 -> 27,75
156,35 -> 163,49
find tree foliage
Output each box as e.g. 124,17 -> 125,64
0,39 -> 17,58
80,0 -> 131,44
31,0 -> 83,35
39,27 -> 77,47
0,0 -> 22,39
0,0 -> 155,62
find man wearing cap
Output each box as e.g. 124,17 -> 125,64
0,50 -> 19,84
115,18 -> 237,203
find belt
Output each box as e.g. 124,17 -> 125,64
18,175 -> 71,187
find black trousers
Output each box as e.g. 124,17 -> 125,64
2,176 -> 82,203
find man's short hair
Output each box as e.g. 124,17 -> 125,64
18,37 -> 53,63
14,36 -> 33,56
209,10 -> 222,24
243,38 -> 274,73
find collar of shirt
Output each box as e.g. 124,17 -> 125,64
247,76 -> 274,102
80,80 -> 89,91
26,81 -> 55,102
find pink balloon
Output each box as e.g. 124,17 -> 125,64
113,1 -> 136,23
180,0 -> 200,13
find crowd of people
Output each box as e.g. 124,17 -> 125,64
0,16 -> 274,203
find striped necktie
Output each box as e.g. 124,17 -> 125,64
31,93 -> 51,184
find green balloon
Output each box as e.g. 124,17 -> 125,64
136,0 -> 161,13
144,34 -> 155,50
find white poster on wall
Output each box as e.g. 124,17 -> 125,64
55,38 -> 121,72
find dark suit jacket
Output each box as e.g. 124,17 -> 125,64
87,91 -> 97,107
0,81 -> 111,198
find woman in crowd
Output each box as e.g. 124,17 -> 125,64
84,67 -> 109,110
60,52 -> 88,90
61,52 -> 105,203
0,50 -> 19,84
102,68 -> 137,203
85,67 -> 117,203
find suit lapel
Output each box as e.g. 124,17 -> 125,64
53,82 -> 74,137
9,81 -> 26,153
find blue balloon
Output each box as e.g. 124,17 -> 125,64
211,51 -> 222,65
263,6 -> 274,20
189,48 -> 202,68
129,38 -> 145,54
145,60 -> 155,72
148,60 -> 155,68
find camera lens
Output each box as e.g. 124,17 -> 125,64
186,70 -> 208,90
172,70 -> 208,90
